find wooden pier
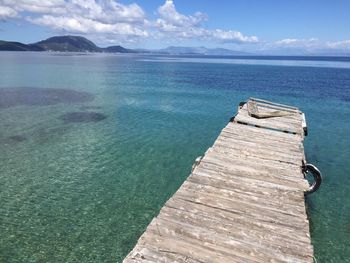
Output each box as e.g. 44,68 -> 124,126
124,98 -> 314,263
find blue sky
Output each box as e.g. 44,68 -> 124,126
0,0 -> 349,54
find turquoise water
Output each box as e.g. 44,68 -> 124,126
0,52 -> 349,263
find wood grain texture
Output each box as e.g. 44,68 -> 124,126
123,99 -> 313,263
234,103 -> 304,135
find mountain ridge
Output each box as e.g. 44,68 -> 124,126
0,40 -> 45,51
0,35 -> 251,55
0,36 -> 135,53
3,35 -> 348,56
35,36 -> 100,52
155,46 -> 251,55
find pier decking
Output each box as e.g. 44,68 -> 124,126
123,98 -> 314,263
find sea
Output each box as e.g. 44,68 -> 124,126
0,52 -> 349,263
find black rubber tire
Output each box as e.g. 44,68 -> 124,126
305,164 -> 322,194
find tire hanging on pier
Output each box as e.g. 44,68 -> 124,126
303,163 -> 322,194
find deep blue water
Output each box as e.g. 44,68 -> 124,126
0,52 -> 349,262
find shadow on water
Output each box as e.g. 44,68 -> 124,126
0,87 -> 94,108
79,105 -> 103,110
2,135 -> 28,145
59,112 -> 107,123
344,221 -> 350,234
7,135 -> 27,142
0,135 -> 27,146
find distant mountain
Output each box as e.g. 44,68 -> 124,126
0,39 -> 250,55
102,45 -> 137,53
1,36 -> 349,56
0,35 -> 136,53
158,46 -> 207,55
35,36 -> 100,52
0,40 -> 44,51
206,48 -> 251,56
155,46 -> 250,55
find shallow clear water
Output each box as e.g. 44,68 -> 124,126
0,52 -> 349,263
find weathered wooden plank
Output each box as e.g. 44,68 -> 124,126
164,198 -> 311,243
234,113 -> 302,135
124,244 -> 203,263
123,99 -> 313,263
195,162 -> 309,191
212,141 -> 303,165
203,150 -> 305,179
148,217 -> 311,263
250,98 -> 300,111
224,122 -> 303,143
243,103 -> 302,123
157,208 -> 314,262
173,188 -> 309,230
234,104 -> 304,135
249,103 -> 302,120
216,133 -> 304,155
192,165 -> 306,195
220,127 -> 304,151
138,228 -> 247,263
187,172 -> 308,205
226,120 -> 302,139
253,102 -> 300,114
209,149 -> 302,172
182,179 -> 307,214
243,107 -> 302,125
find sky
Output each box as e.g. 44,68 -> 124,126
0,0 -> 349,54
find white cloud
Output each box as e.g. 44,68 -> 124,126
0,0 -> 259,45
0,5 -> 18,20
0,0 -> 348,52
28,15 -> 148,36
0,0 -> 66,14
275,38 -> 299,45
0,0 -> 148,41
211,29 -> 258,43
155,0 -> 258,44
158,0 -> 206,28
0,0 -> 145,22
327,40 -> 350,49
67,0 -> 145,24
275,38 -> 318,47
255,38 -> 350,54
273,38 -> 350,51
0,0 -> 257,46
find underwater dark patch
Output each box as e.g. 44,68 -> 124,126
59,112 -> 107,123
342,96 -> 350,102
0,87 -> 94,108
80,105 -> 103,110
7,135 -> 27,142
345,222 -> 350,234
